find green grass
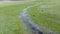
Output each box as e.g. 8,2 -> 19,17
0,1 -> 25,7
0,0 -> 60,34
27,0 -> 60,34
0,1 -> 35,34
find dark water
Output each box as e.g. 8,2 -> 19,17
20,7 -> 43,34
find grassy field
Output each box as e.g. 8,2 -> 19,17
0,1 -> 35,34
0,0 -> 60,34
27,0 -> 60,34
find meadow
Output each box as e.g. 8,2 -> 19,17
0,0 -> 60,34
27,0 -> 60,34
0,1 -> 34,34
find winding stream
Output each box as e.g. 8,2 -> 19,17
19,5 -> 56,34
